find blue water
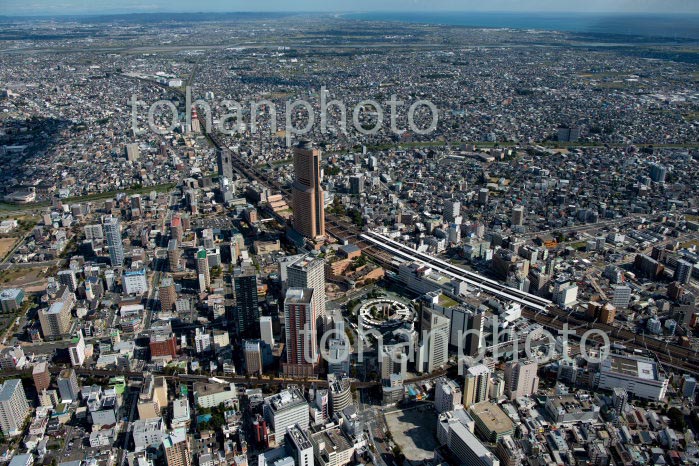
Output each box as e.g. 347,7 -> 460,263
344,12 -> 699,40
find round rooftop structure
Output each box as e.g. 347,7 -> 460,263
358,298 -> 414,332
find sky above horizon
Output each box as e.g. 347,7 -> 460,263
3,0 -> 699,16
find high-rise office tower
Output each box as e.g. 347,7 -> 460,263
260,316 -> 274,347
478,188 -> 489,206
511,205 -> 525,227
649,163 -> 667,183
283,288 -> 318,377
244,339 -> 263,375
103,215 -> 125,267
349,175 -> 365,195
287,255 -> 326,327
233,266 -> 260,337
0,379 -> 30,437
291,140 -> 325,239
417,307 -> 450,373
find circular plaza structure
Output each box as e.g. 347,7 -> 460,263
358,298 -> 414,333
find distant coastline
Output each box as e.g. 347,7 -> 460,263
343,11 -> 699,41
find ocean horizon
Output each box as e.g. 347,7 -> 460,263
343,11 -> 699,41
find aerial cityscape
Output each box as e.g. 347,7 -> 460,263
0,2 -> 699,466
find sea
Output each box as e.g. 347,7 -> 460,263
343,12 -> 699,41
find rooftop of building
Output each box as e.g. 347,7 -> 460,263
193,382 -> 236,397
470,401 -> 514,434
311,428 -> 352,456
265,388 -> 306,412
0,378 -> 22,402
287,424 -> 312,450
603,354 -> 660,381
285,287 -> 314,305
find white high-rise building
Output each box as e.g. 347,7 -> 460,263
504,360 -> 539,400
0,379 -> 30,437
260,316 -> 274,347
417,307 -> 450,373
69,329 -> 86,366
287,255 -> 326,327
435,378 -> 462,414
103,215 -> 125,267
263,388 -> 310,435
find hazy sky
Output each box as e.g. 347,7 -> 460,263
3,0 -> 699,16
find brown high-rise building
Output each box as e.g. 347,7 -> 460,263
291,140 -> 325,239
32,362 -> 51,393
283,287 -> 318,377
159,276 -> 177,312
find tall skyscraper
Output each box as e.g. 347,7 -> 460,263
291,140 -> 325,239
287,255 -> 326,328
417,307 -> 450,373
260,316 -> 274,347
0,379 -> 30,437
649,163 -> 667,183
103,215 -> 124,267
511,205 -> 525,227
233,266 -> 260,337
283,287 -> 318,377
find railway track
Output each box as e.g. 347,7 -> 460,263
200,121 -> 699,376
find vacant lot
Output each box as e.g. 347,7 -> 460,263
0,237 -> 17,260
385,406 -> 438,462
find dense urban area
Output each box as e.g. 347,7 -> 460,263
0,10 -> 698,466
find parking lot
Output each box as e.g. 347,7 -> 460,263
384,405 -> 439,462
